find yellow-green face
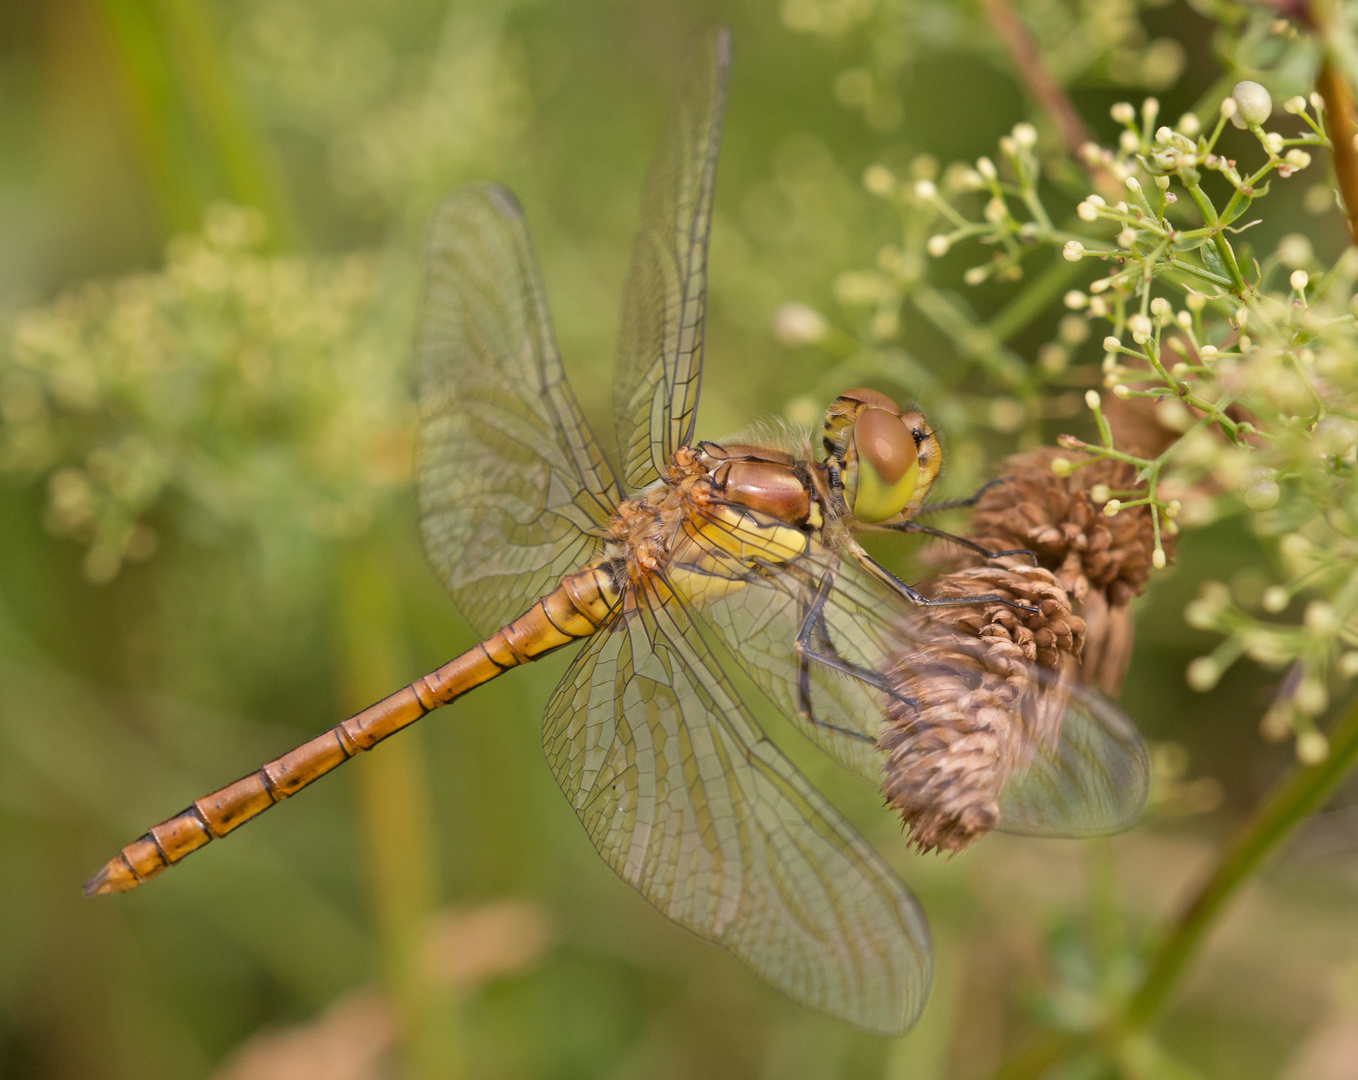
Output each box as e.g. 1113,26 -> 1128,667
820,389 -> 940,524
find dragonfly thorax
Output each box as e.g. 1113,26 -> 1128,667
820,389 -> 940,525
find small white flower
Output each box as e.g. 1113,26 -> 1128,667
1311,91 -> 1325,111
1284,95 -> 1308,115
1178,112 -> 1201,137
1117,228 -> 1138,248
1150,296 -> 1172,319
1290,269 -> 1309,291
1185,291 -> 1206,312
1089,277 -> 1111,294
1265,131 -> 1284,154
1176,310 -> 1192,329
1219,95 -> 1239,119
1062,240 -> 1085,262
1277,233 -> 1312,267
1143,97 -> 1160,122
1103,335 -> 1122,351
1125,176 -> 1142,193
1088,296 -> 1109,317
963,266 -> 988,286
1152,548 -> 1167,570
913,178 -> 937,199
1155,125 -> 1174,144
1112,383 -> 1131,398
1231,80 -> 1272,126
1111,102 -> 1136,124
772,303 -> 828,346
1285,148 -> 1311,169
977,156 -> 997,180
926,234 -> 950,257
1077,200 -> 1100,222
1155,174 -> 1171,189
1012,122 -> 1037,147
1119,129 -> 1141,153
1128,313 -> 1153,343
1199,344 -> 1218,357
1064,290 -> 1088,310
1085,389 -> 1101,410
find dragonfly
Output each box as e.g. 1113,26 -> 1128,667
84,27 -> 1147,1034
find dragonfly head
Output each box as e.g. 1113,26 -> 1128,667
820,389 -> 940,523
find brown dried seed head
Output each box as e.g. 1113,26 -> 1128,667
966,447 -> 1171,608
878,565 -> 1084,855
962,447 -> 1173,695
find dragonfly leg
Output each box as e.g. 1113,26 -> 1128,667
848,545 -> 1041,615
914,477 -> 1006,514
793,573 -> 916,731
887,521 -> 1039,567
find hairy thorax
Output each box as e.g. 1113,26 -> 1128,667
606,445 -> 819,604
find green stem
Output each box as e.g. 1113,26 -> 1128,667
1121,691 -> 1358,1029
1185,183 -> 1247,293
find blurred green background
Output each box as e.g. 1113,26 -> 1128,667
2,1 -> 1357,1078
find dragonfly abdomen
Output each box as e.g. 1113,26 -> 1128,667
84,563 -> 620,895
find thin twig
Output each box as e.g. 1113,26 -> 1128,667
981,0 -> 1092,158
1315,59 -> 1358,246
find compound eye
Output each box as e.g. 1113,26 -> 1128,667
849,407 -> 919,523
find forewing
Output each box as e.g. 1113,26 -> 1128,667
416,185 -> 621,638
613,27 -> 731,490
543,587 -> 931,1034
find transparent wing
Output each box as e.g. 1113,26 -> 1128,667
695,544 -> 896,785
613,26 -> 731,491
543,586 -> 931,1035
680,507 -> 1147,837
416,185 -> 622,639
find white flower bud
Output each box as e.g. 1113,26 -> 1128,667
1111,102 -> 1136,124
964,266 -> 988,286
1064,290 -> 1088,310
1265,131 -> 1284,154
1284,95 -> 1308,115
1155,174 -> 1171,189
1088,296 -> 1109,317
863,164 -> 895,195
1311,91 -> 1325,111
1077,200 -> 1100,222
1118,228 -> 1138,249
1186,657 -> 1220,691
1103,498 -> 1122,517
1178,112 -> 1201,137
1199,344 -> 1217,357
1276,233 -> 1312,267
1112,383 -> 1131,399
1305,600 -> 1338,634
1125,175 -> 1142,193
1244,478 -> 1280,510
1339,651 -> 1358,679
1085,389 -> 1101,410
1290,269 -> 1309,291
1219,95 -> 1239,119
1262,585 -> 1289,612
1231,80 -> 1272,126
1128,313 -> 1153,343
926,234 -> 950,257
1150,296 -> 1172,319
1062,240 -> 1085,262
1089,277 -> 1111,294
1143,97 -> 1160,122
1103,335 -> 1122,351
1176,311 -> 1192,329
1155,125 -> 1174,144
1185,291 -> 1205,312
984,197 -> 1007,222
1297,730 -> 1330,764
1012,122 -> 1037,147
1285,148 -> 1311,169
772,303 -> 828,346
1119,129 -> 1141,153
1152,547 -> 1167,569
998,136 -> 1017,157
913,179 -> 937,199
977,156 -> 997,180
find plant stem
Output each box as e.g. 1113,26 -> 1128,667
1121,690 -> 1358,1029
1316,58 -> 1358,247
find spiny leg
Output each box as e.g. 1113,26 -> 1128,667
793,573 -> 916,737
887,520 -> 1039,567
914,477 -> 1007,515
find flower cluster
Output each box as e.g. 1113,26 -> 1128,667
0,206 -> 412,582
779,75 -> 1358,760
